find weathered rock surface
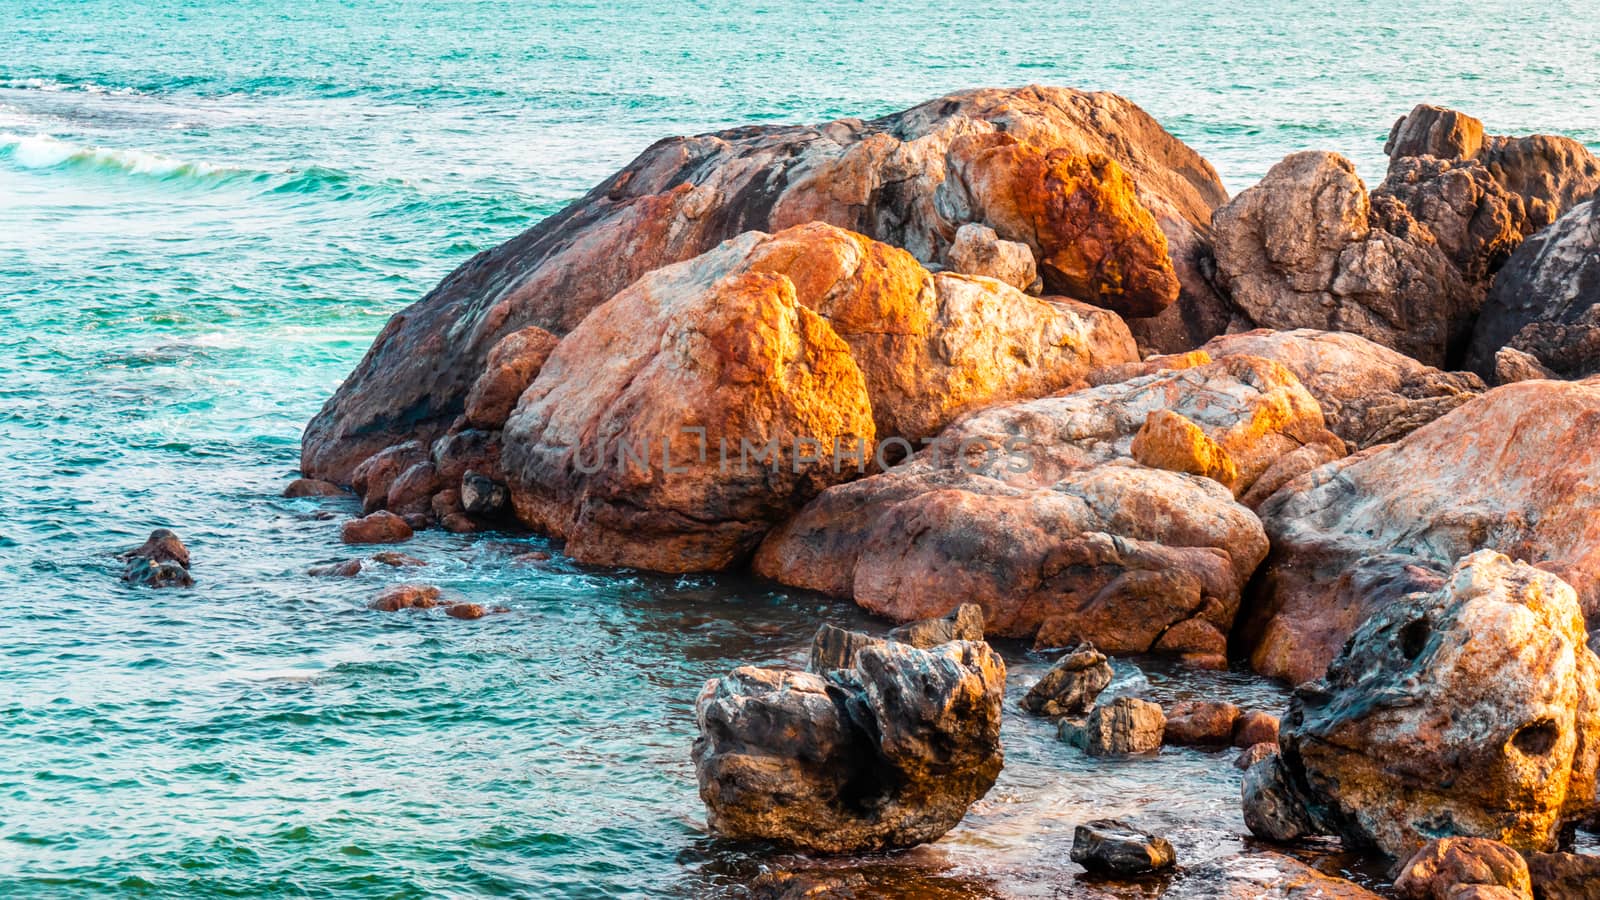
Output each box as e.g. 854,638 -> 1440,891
1245,551 -> 1600,860
462,325 -> 561,431
1465,192 -> 1600,380
942,222 -> 1037,292
1493,348 -> 1559,385
1234,742 -> 1277,771
283,478 -> 345,498
1021,643 -> 1113,717
1164,700 -> 1241,747
339,510 -> 414,545
1386,105 -> 1600,231
1524,851 -> 1600,900
806,605 -> 984,673
303,86 -> 1229,484
1070,819 -> 1176,875
807,624 -> 887,674
1393,838 -> 1533,900
1232,710 -> 1280,749
1244,380 -> 1600,683
501,223 -> 1136,572
119,528 -> 194,588
755,355 -> 1339,662
369,584 -> 441,611
1060,696 -> 1165,756
1161,851 -> 1382,899
1372,156 -> 1529,286
1200,329 -> 1485,449
693,640 -> 1004,853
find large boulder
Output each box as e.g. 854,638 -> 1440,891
1372,155 -> 1529,286
1244,379 -> 1600,683
692,640 -> 1004,854
755,355 -> 1340,665
1199,329 -> 1485,448
501,224 -> 1136,572
1243,551 -> 1600,861
302,86 -> 1229,483
1465,191 -> 1600,380
1385,104 -> 1600,231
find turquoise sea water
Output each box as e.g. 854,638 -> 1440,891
2,2 -> 1598,896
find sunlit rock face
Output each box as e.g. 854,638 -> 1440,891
1244,551 -> 1600,862
1465,191 -> 1600,381
754,355 -> 1343,665
301,85 -> 1227,484
1242,378 -> 1600,684
499,223 -> 1136,573
692,639 -> 1004,854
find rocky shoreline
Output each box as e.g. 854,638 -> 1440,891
265,86 -> 1600,895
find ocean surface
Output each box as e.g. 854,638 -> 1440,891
2,1 -> 1597,896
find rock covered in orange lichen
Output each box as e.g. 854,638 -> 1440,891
1243,378 -> 1600,684
1246,551 -> 1600,861
1130,409 -> 1240,493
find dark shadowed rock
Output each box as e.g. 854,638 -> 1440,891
1524,851 -> 1600,900
119,529 -> 193,588
1070,819 -> 1176,875
1393,838 -> 1532,900
1060,696 -> 1164,756
1021,643 -> 1113,717
1163,700 -> 1240,747
1241,753 -> 1320,843
693,640 -> 1004,854
350,440 -> 428,514
1372,155 -> 1529,285
340,511 -> 414,545
283,478 -> 345,498
460,471 -> 508,517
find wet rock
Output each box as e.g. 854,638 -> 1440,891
350,441 -> 428,514
1232,710 -> 1280,748
1211,151 -> 1476,367
1241,754 -> 1320,842
513,550 -> 551,563
1234,742 -> 1277,771
302,86 -> 1229,484
1266,551 -> 1600,859
1060,696 -> 1165,756
307,558 -> 363,577
445,603 -> 487,620
756,355 -> 1337,663
693,640 -> 1005,853
1524,851 -> 1600,900
1021,643 -> 1113,717
886,602 -> 985,647
1070,819 -> 1176,875
460,471 -> 508,517
1465,193 -> 1600,380
1199,329 -> 1485,449
1163,850 -> 1382,899
370,551 -> 425,567
462,325 -> 560,430
339,511 -> 413,545
943,222 -> 1038,292
283,478 -> 344,498
1244,380 -> 1600,683
807,624 -> 885,673
1163,700 -> 1241,746
119,529 -> 193,588
1493,347 -> 1558,385
1385,104 -> 1600,231
369,584 -> 441,611
748,871 -> 871,900
1393,838 -> 1532,900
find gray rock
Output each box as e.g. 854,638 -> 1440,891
886,602 -> 985,648
807,623 -> 885,673
459,470 -> 508,516
1241,753 -> 1321,843
1070,819 -> 1176,875
1022,642 -> 1113,717
1059,696 -> 1164,756
943,222 -> 1039,293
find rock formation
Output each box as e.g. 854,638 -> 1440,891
1021,643 -> 1113,717
755,354 -> 1341,664
1524,851 -> 1600,899
1070,820 -> 1176,875
303,86 -> 1229,486
806,605 -> 985,672
1243,551 -> 1600,861
340,510 -> 414,545
1465,191 -> 1600,380
693,639 -> 1004,853
1244,379 -> 1600,683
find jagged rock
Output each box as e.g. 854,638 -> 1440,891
339,510 -> 413,545
119,529 -> 193,588
283,478 -> 344,498
1060,696 -> 1165,756
1211,151 -> 1476,367
350,440 -> 428,514
1163,700 -> 1241,746
755,355 -> 1340,663
1021,643 -> 1113,717
463,325 -> 560,430
1070,819 -> 1176,875
1241,754 -> 1321,843
943,222 -> 1038,292
693,640 -> 1004,853
1393,838 -> 1533,900
1234,742 -> 1277,771
1372,156 -> 1528,285
1386,104 -> 1600,231
1244,380 -> 1600,683
1232,710 -> 1280,748
886,602 -> 985,647
1524,851 -> 1600,900
1465,193 -> 1600,380
369,584 -> 441,611
301,86 -> 1230,484
1252,552 -> 1600,860
1200,328 -> 1485,449
460,471 -> 508,517
1492,347 -> 1558,385
807,624 -> 886,673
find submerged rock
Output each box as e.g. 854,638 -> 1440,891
1060,696 -> 1165,756
1392,838 -> 1532,900
120,529 -> 193,588
1245,551 -> 1600,860
339,511 -> 413,545
693,640 -> 1004,854
1164,851 -> 1382,899
307,558 -> 364,578
1021,643 -> 1113,717
1070,819 -> 1176,875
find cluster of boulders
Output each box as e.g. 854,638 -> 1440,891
286,86 -> 1600,882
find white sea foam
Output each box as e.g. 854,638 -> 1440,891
0,131 -> 236,179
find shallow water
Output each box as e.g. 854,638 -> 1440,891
3,1 -> 1598,896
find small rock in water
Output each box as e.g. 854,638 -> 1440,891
886,602 -> 985,647
1233,742 -> 1277,771
308,558 -> 363,578
283,478 -> 345,498
1163,700 -> 1240,746
1022,642 -> 1113,717
748,871 -> 871,900
1231,709 -> 1279,748
1060,696 -> 1164,756
368,584 -> 441,611
445,603 -> 486,620
1070,819 -> 1176,875
1524,851 -> 1600,900
513,550 -> 551,563
460,470 -> 509,517
1392,837 -> 1532,900
120,529 -> 194,588
806,623 -> 885,673
340,511 -> 413,545
370,551 -> 426,567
